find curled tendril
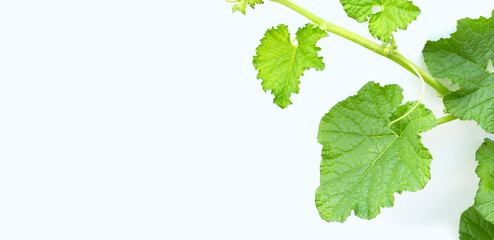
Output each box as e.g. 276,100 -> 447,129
389,64 -> 426,126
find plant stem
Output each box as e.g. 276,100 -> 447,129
436,115 -> 458,125
386,53 -> 450,96
268,0 -> 451,96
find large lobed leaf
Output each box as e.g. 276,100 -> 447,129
316,81 -> 436,222
423,10 -> 494,133
340,0 -> 421,42
253,24 -> 328,108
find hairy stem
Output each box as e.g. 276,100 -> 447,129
269,0 -> 451,96
437,115 -> 458,125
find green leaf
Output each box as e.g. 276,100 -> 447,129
340,0 -> 421,42
458,139 -> 494,239
316,81 -> 436,222
253,24 -> 328,108
423,10 -> 494,133
459,207 -> 494,240
474,138 -> 494,224
231,0 -> 264,15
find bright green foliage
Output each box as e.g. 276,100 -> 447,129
232,0 -> 264,15
474,138 -> 494,224
226,0 -> 494,231
316,81 -> 436,222
253,24 -> 328,108
423,11 -> 494,133
459,207 -> 494,240
340,0 -> 421,42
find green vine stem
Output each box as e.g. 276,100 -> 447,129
269,0 -> 451,96
437,114 -> 459,125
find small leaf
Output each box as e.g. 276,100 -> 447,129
340,0 -> 421,42
316,81 -> 436,222
459,207 -> 494,240
253,24 -> 328,108
474,138 -> 494,224
423,10 -> 494,133
231,0 -> 264,15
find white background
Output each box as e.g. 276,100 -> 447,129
1,0 -> 494,239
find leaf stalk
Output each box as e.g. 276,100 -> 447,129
436,115 -> 458,125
